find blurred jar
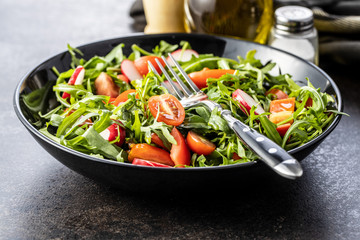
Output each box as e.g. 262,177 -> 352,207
184,0 -> 274,44
143,0 -> 186,33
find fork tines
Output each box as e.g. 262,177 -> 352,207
147,54 -> 202,99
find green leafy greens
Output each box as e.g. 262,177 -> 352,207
31,40 -> 342,167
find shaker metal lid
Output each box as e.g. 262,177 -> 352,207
275,6 -> 314,32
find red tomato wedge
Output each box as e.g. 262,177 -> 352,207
186,131 -> 216,156
134,56 -> 165,76
132,158 -> 172,168
108,97 -> 116,104
269,97 -> 296,113
266,88 -> 289,100
232,152 -> 242,160
269,111 -> 293,124
128,144 -> 174,166
170,127 -> 191,167
276,123 -> 291,137
148,94 -> 185,126
305,97 -> 313,108
117,74 -> 129,83
151,133 -> 166,149
113,89 -> 137,106
188,68 -> 235,89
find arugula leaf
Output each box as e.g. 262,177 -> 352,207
104,43 -> 125,64
82,127 -> 121,160
153,40 -> 179,56
299,86 -> 325,114
132,110 -> 142,141
208,108 -> 230,133
258,115 -> 282,145
56,106 -> 86,137
141,121 -> 176,145
67,44 -> 84,68
238,50 -> 262,68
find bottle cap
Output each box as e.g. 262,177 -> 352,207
274,6 -> 314,33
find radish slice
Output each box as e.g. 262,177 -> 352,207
62,66 -> 85,99
73,67 -> 85,85
121,59 -> 142,81
167,49 -> 199,66
99,123 -> 126,147
68,66 -> 85,85
132,158 -> 172,168
232,89 -> 265,115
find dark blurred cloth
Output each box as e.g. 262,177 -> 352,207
130,0 -> 360,65
312,0 -> 360,65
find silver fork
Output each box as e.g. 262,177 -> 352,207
148,54 -> 303,179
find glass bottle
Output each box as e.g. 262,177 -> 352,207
268,5 -> 319,65
143,0 -> 186,33
184,0 -> 274,44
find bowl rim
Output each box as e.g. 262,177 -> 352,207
13,32 -> 343,172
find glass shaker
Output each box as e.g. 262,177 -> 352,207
268,6 -> 319,65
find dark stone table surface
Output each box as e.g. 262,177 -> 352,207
1,0 -> 359,239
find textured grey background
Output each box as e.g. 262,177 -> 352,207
1,0 -> 360,239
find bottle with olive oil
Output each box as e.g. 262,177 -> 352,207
184,0 -> 273,44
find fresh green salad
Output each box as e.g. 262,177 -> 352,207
35,40 -> 340,168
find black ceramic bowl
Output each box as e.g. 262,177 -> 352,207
14,33 -> 343,192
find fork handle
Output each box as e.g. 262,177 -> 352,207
221,111 -> 303,179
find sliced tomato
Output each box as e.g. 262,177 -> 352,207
276,123 -> 291,137
134,56 -> 165,76
170,127 -> 191,167
117,74 -> 130,83
232,152 -> 242,160
113,89 -> 137,106
186,131 -> 215,156
188,68 -> 235,89
305,97 -> 313,108
128,143 -> 174,166
266,88 -> 289,100
151,133 -> 166,149
132,158 -> 172,168
148,94 -> 185,126
108,97 -> 116,104
269,111 -> 293,124
269,97 -> 296,113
